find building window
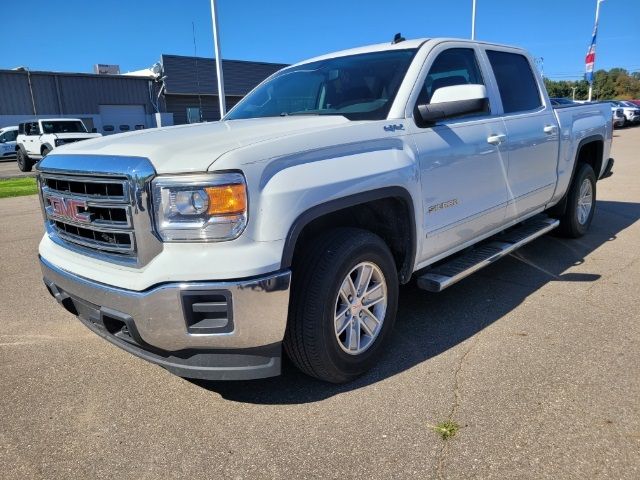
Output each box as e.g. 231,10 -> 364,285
186,107 -> 202,124
134,124 -> 145,130
103,125 -> 115,132
119,125 -> 131,131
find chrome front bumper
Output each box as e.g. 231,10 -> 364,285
40,256 -> 291,380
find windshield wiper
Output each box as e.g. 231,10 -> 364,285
280,111 -> 321,116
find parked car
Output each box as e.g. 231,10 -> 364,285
37,37 -> 614,383
0,125 -> 18,158
549,97 -> 575,106
607,100 -> 640,125
15,118 -> 101,172
609,104 -> 626,128
628,100 -> 640,107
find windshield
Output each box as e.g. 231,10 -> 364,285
41,121 -> 87,134
225,49 -> 417,121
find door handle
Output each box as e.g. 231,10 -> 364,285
487,134 -> 507,145
543,125 -> 558,134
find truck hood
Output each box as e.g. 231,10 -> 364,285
55,116 -> 351,173
55,132 -> 103,140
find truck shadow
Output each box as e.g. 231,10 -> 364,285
190,200 -> 640,404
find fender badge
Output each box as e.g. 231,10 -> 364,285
428,198 -> 459,214
383,124 -> 404,132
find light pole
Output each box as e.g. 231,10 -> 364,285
571,86 -> 577,101
210,0 -> 226,119
471,0 -> 477,40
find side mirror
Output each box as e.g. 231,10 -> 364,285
415,84 -> 489,126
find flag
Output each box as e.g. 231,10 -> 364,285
585,26 -> 597,82
585,0 -> 605,83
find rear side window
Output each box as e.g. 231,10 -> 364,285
486,50 -> 542,113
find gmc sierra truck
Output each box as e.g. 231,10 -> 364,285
37,38 -> 614,383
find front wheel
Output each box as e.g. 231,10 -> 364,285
284,228 -> 399,383
16,149 -> 33,172
556,163 -> 596,238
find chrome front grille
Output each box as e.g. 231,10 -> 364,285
37,154 -> 163,268
41,173 -> 136,256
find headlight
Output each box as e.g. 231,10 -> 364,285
152,172 -> 248,242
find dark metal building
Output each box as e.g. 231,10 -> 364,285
160,54 -> 287,124
0,69 -> 158,132
0,55 -> 287,131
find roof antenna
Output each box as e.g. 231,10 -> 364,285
392,33 -> 405,44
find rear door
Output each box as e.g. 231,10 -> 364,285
407,42 -> 509,263
25,122 -> 41,155
482,48 -> 559,221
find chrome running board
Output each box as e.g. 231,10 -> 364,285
417,215 -> 560,292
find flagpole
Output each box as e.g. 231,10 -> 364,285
210,0 -> 226,118
471,0 -> 477,40
587,0 -> 604,102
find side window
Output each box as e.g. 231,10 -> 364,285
6,130 -> 18,142
418,48 -> 485,105
486,50 -> 542,113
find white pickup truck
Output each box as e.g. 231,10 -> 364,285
37,38 -> 614,383
16,118 -> 101,172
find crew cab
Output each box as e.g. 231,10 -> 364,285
37,38 -> 613,383
16,118 -> 101,172
0,126 -> 18,158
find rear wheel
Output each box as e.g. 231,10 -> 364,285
284,228 -> 399,383
16,149 -> 33,172
556,163 -> 596,238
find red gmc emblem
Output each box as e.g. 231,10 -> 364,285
48,196 -> 91,223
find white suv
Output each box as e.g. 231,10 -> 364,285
0,126 -> 18,158
16,118 -> 101,171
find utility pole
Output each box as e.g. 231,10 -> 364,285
571,86 -> 577,101
587,0 -> 605,102
210,0 -> 226,119
471,0 -> 477,40
26,68 -> 37,116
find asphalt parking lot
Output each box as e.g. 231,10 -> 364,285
0,157 -> 35,179
1,128 -> 639,479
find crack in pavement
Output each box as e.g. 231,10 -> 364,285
435,328 -> 485,480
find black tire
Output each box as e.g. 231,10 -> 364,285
41,146 -> 51,158
556,163 -> 596,238
284,228 -> 399,383
16,149 -> 33,172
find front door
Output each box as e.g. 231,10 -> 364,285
408,45 -> 510,264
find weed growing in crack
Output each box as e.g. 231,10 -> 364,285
431,421 -> 459,440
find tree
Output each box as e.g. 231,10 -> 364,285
543,68 -> 640,100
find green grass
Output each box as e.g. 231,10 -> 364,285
0,177 -> 38,198
431,421 -> 460,440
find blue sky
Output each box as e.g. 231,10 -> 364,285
3,0 -> 639,79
